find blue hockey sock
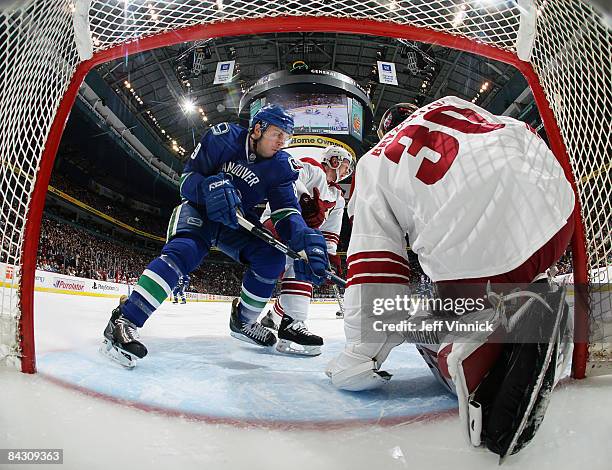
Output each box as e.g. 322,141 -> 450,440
121,254 -> 181,327
238,268 -> 277,324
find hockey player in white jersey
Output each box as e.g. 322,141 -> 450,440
326,97 -> 576,459
260,145 -> 354,355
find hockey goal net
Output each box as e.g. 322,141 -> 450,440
0,1 -> 610,377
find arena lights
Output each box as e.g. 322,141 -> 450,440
477,0 -> 505,7
472,80 -> 490,103
452,4 -> 468,28
148,3 -> 159,22
420,76 -> 433,97
197,107 -> 208,122
181,98 -> 196,114
119,74 -> 189,157
176,63 -> 192,89
124,80 -> 145,106
124,81 -> 145,106
169,138 -> 187,156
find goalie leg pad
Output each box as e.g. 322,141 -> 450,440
443,333 -> 504,448
327,283 -> 407,391
326,332 -> 401,391
326,349 -> 392,391
472,286 -> 569,460
415,343 -> 456,394
475,341 -> 559,460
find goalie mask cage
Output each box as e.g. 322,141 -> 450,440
0,1 -> 610,378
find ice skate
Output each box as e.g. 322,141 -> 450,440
277,314 -> 323,356
229,298 -> 277,347
100,305 -> 147,368
336,310 -> 344,319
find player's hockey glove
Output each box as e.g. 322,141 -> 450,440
299,188 -> 336,228
202,174 -> 242,229
290,227 -> 329,286
328,253 -> 342,276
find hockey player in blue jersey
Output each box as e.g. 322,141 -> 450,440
172,274 -> 190,304
101,104 -> 329,367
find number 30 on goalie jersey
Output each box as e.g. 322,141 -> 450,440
348,96 -> 575,282
372,101 -> 505,184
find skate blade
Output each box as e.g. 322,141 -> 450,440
276,339 -> 321,357
336,313 -> 344,319
230,331 -> 276,348
99,339 -> 138,369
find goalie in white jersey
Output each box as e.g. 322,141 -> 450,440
260,146 -> 353,355
326,97 -> 576,458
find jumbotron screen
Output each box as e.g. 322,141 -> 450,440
250,93 -> 358,137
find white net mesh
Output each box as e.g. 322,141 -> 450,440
530,2 -> 611,374
0,0 -> 609,374
1,0 -> 81,367
88,0 -> 521,52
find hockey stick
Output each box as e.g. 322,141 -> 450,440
236,214 -> 347,288
329,260 -> 345,317
332,282 -> 345,317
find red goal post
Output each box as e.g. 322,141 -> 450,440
0,1 -> 609,378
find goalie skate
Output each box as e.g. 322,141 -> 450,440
277,314 -> 323,356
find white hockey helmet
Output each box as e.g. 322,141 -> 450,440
321,145 -> 356,182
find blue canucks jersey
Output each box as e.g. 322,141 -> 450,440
179,122 -> 306,240
178,275 -> 190,288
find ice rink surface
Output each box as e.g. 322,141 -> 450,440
2,291 -> 612,469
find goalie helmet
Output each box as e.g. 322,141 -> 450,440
377,102 -> 419,139
321,145 -> 356,182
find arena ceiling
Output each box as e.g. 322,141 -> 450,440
95,32 -> 529,161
